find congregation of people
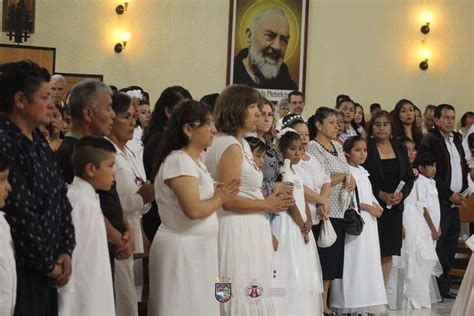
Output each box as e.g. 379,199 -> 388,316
1,60 -> 474,316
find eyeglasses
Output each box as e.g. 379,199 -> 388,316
290,101 -> 304,105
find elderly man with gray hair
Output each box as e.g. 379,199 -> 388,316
56,79 -> 136,314
50,74 -> 67,106
233,7 -> 298,90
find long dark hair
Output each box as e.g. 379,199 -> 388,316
391,99 -> 423,146
367,110 -> 394,138
153,100 -> 210,178
144,86 -> 192,145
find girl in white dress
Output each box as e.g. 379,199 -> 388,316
204,85 -> 293,315
148,100 -> 239,316
330,135 -> 388,314
271,128 -> 323,316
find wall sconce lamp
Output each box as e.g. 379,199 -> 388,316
116,0 -> 130,15
420,13 -> 432,34
115,32 -> 131,53
419,49 -> 431,70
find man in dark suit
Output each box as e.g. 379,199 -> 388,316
419,104 -> 470,299
233,7 -> 297,90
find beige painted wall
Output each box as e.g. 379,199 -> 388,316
1,0 -> 472,118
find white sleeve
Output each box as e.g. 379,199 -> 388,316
115,166 -> 145,214
416,181 -> 429,208
162,152 -> 199,181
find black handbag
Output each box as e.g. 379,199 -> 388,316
343,187 -> 365,236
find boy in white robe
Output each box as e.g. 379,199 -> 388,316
58,136 -> 117,316
0,153 -> 15,316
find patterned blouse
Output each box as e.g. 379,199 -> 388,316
307,140 -> 350,219
262,143 -> 283,196
0,116 -> 75,274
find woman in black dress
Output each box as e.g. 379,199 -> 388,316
363,110 -> 415,285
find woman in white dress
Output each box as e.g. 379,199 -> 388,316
148,100 -> 239,316
271,128 -> 323,316
108,92 -> 155,316
204,85 -> 294,315
330,136 -> 388,314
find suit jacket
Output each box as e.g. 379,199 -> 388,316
363,138 -> 415,211
419,126 -> 469,202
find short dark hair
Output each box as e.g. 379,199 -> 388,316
288,90 -> 303,102
434,104 -> 455,119
245,136 -> 266,153
369,103 -> 381,113
111,92 -> 132,116
460,111 -> 474,128
414,153 -> 436,168
200,93 -> 220,112
0,60 -> 50,113
214,84 -> 261,136
468,133 -> 474,149
424,104 -> 436,115
0,151 -> 11,172
72,136 -> 116,178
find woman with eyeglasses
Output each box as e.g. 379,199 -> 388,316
204,85 -> 294,315
107,92 -> 154,316
148,100 -> 239,316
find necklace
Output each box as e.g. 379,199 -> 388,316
315,138 -> 337,156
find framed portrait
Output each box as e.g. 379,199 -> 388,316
2,0 -> 36,33
226,0 -> 309,102
0,44 -> 55,73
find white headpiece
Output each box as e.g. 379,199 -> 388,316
277,127 -> 297,140
126,89 -> 143,100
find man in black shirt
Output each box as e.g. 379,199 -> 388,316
56,80 -> 134,275
0,60 -> 75,315
419,104 -> 470,299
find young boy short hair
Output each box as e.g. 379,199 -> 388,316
415,153 -> 441,242
58,136 -> 117,316
0,152 -> 15,316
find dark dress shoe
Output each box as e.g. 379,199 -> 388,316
441,291 -> 457,299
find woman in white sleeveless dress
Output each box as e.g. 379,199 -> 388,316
148,100 -> 239,316
204,85 -> 294,315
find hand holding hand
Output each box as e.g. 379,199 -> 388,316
214,179 -> 240,204
265,192 -> 295,212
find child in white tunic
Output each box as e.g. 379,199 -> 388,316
330,136 -> 388,314
58,136 -> 115,316
0,153 -> 15,316
271,129 -> 323,316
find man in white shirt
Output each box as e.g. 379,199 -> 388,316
419,104 -> 470,299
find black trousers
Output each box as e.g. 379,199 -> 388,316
435,201 -> 461,295
14,267 -> 57,316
